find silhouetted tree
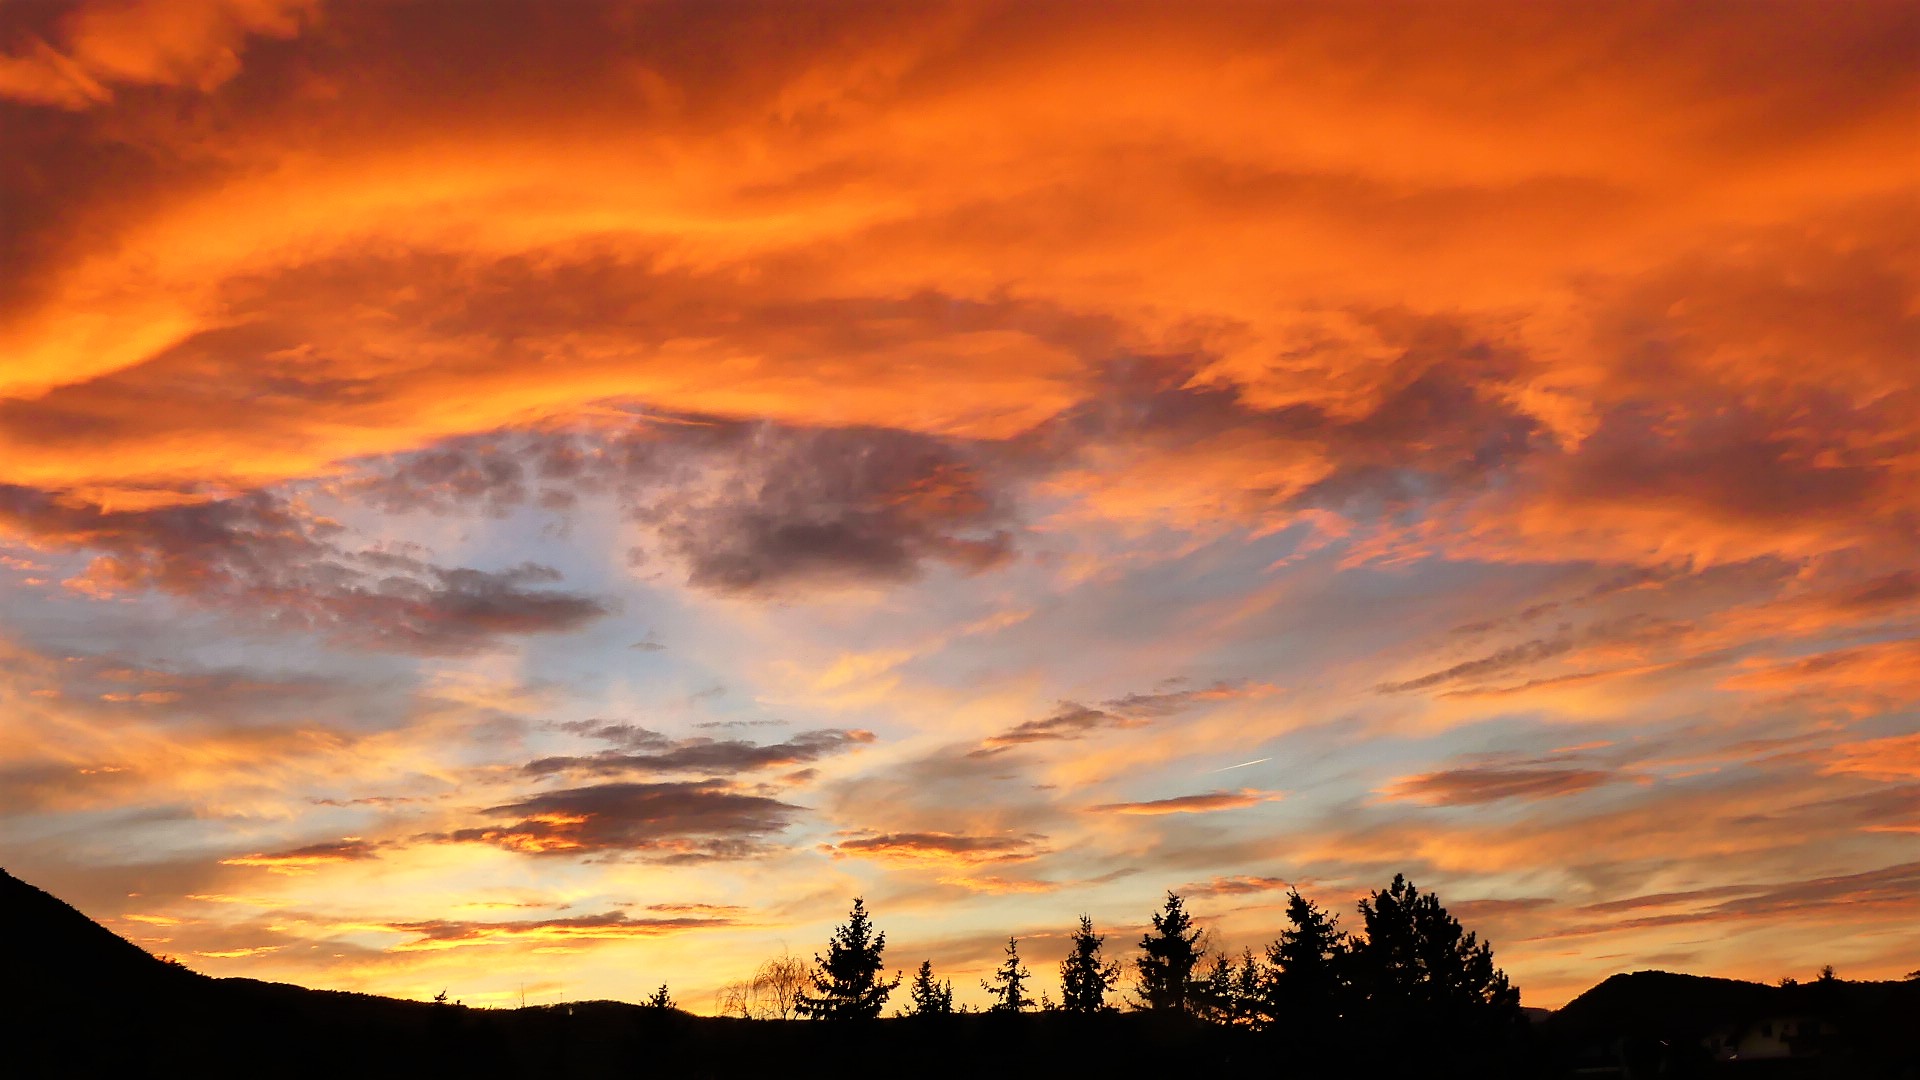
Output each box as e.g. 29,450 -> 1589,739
796,898 -> 900,1020
982,936 -> 1032,1013
905,959 -> 953,1017
1265,887 -> 1349,1035
1352,874 -> 1516,1011
1190,948 -> 1272,1028
1134,891 -> 1204,1013
1349,874 -> 1520,1061
1059,914 -> 1121,1014
646,984 -> 674,1009
718,950 -> 809,1019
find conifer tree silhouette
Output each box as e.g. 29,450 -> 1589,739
1349,873 -> 1520,1064
1058,914 -> 1120,1013
1351,874 -> 1515,1013
906,959 -> 954,1017
982,936 -> 1032,1013
1266,887 -> 1349,1033
796,897 -> 901,1020
1133,891 -> 1204,1013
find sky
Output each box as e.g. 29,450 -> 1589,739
1,0 -> 1915,1013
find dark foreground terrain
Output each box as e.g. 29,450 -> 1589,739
2,869 -> 1913,1078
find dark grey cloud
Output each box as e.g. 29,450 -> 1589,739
435,780 -> 799,860
345,414 -> 1017,595
975,679 -> 1255,753
524,726 -> 874,778
975,702 -> 1128,753
0,483 -> 606,654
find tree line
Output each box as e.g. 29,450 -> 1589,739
696,873 -> 1527,1065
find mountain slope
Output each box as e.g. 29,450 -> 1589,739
1,866 -> 208,1001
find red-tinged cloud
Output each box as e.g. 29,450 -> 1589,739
381,909 -> 738,952
1091,789 -> 1279,816
220,840 -> 380,875
1381,767 -> 1617,807
0,0 -> 316,109
826,831 -> 1048,867
435,781 -> 799,860
1528,861 -> 1920,942
1,0 -> 1916,1007
1821,733 -> 1920,782
1179,876 -> 1295,898
1723,640 -> 1920,709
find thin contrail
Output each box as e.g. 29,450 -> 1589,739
1210,756 -> 1271,772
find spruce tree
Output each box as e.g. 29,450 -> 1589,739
1266,888 -> 1349,1025
982,936 -> 1032,1013
1228,947 -> 1269,1028
1193,951 -> 1238,1025
906,959 -> 954,1017
1133,891 -> 1204,1013
1058,914 -> 1121,1013
796,897 -> 901,1019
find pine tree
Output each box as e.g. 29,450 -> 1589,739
796,897 -> 901,1020
645,983 -> 674,1009
1229,947 -> 1269,1027
1059,914 -> 1121,1013
1266,887 -> 1349,1023
1193,951 -> 1238,1025
1133,891 -> 1204,1013
982,936 -> 1032,1013
906,959 -> 954,1017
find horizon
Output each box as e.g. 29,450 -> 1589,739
1,0 -> 1914,1016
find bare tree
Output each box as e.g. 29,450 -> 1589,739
753,950 -> 810,1020
716,949 -> 813,1020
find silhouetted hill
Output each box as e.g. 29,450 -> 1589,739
1549,968 -> 1920,1077
1,866 -> 208,999
1,868 -> 1911,1078
1552,969 -> 1781,1040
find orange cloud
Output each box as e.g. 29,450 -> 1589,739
1821,732 -> 1920,782
1090,789 -> 1280,815
825,831 -> 1048,867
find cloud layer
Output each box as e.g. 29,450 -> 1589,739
1,0 -> 1913,1012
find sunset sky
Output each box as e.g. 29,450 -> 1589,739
2,0 -> 1916,1012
